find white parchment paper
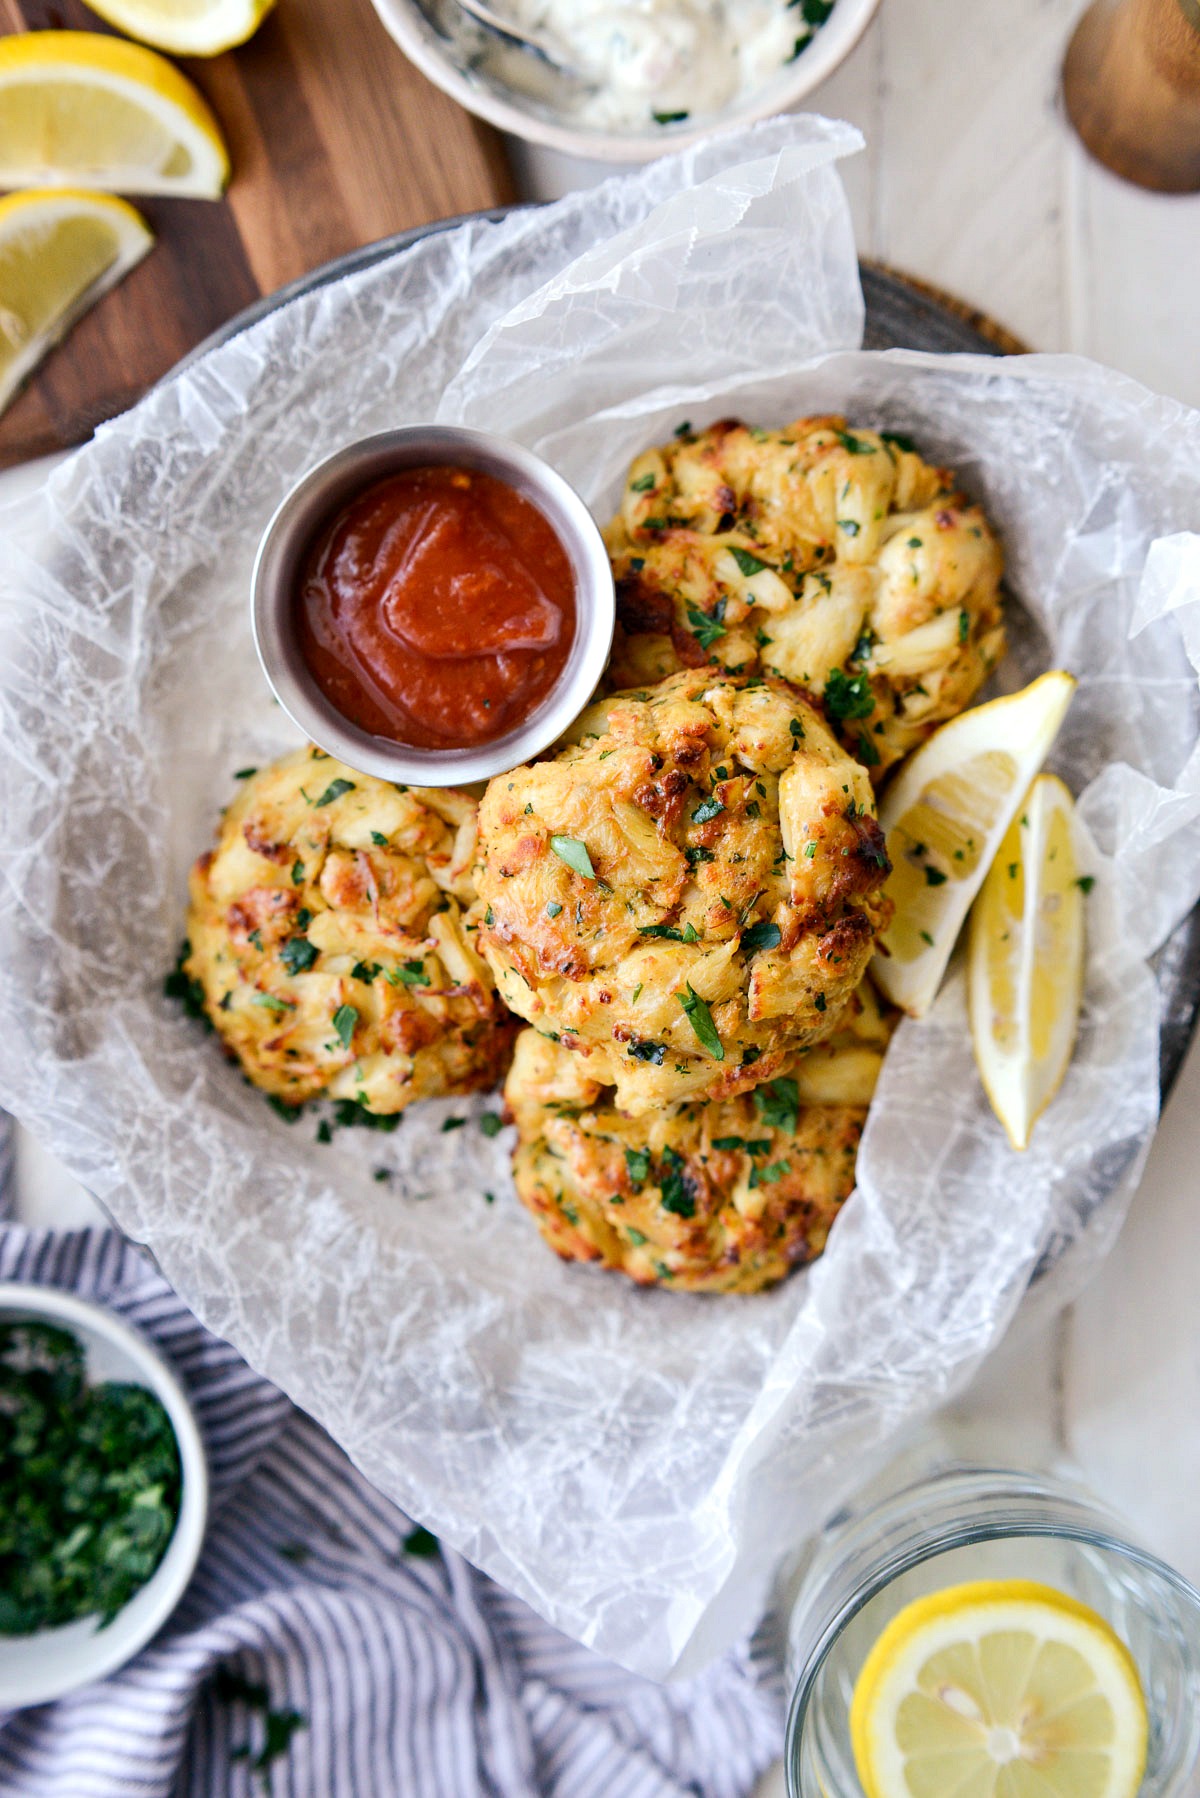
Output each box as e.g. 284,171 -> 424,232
3,117 -> 1200,1677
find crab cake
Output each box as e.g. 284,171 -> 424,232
473,667 -> 891,1116
504,984 -> 894,1293
605,416 -> 1006,779
184,746 -> 516,1114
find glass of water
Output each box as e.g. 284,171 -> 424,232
785,1463 -> 1200,1797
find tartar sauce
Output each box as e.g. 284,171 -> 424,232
484,0 -> 835,131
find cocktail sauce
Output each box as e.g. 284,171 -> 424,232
296,465 -> 577,750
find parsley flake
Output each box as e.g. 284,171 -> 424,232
550,836 -> 596,879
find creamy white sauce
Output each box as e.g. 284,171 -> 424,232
479,0 -> 833,131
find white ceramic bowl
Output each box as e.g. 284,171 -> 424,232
252,425 -> 614,788
370,0 -> 881,162
0,1284 -> 208,1708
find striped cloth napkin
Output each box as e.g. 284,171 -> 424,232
0,1156 -> 783,1796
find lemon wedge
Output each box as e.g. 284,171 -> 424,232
81,0 -> 274,57
850,1579 -> 1148,1798
969,774 -> 1086,1149
0,32 -> 230,199
0,188 -> 154,417
871,672 -> 1077,1017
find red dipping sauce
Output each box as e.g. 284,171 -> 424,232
296,465 -> 577,750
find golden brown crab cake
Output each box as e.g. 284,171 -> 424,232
605,416 -> 1006,779
473,667 -> 891,1117
504,984 -> 895,1293
184,745 -> 517,1114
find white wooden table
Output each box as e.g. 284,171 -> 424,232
4,2 -> 1199,1787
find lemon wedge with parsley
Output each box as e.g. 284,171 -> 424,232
850,1579 -> 1148,1798
79,0 -> 274,57
0,33 -> 230,198
969,773 -> 1086,1149
0,189 -> 153,418
871,672 -> 1076,1017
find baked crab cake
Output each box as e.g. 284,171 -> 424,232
504,984 -> 895,1293
605,416 -> 1006,779
184,746 -> 516,1114
473,667 -> 892,1116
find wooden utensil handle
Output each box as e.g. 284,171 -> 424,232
1062,0 -> 1200,192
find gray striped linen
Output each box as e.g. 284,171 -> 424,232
0,1209 -> 783,1797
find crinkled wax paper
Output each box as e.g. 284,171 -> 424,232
2,116 -> 1200,1678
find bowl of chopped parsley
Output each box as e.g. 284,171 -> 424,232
0,1284 -> 208,1708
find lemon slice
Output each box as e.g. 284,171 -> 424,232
969,774 -> 1086,1149
82,0 -> 274,57
0,33 -> 230,199
850,1579 -> 1148,1798
871,672 -> 1077,1017
0,188 -> 154,417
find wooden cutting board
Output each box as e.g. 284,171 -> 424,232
0,0 -> 515,466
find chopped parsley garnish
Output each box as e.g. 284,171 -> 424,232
652,108 -> 689,123
331,1099 -> 400,1133
550,835 -> 596,880
352,961 -> 381,983
313,778 -> 355,807
658,1147 -> 695,1218
441,1117 -> 466,1132
753,1076 -> 800,1134
730,547 -> 771,578
837,518 -> 861,537
624,1147 -> 651,1188
630,472 -> 656,492
234,767 -> 257,780
1076,875 -> 1096,894
685,599 -> 727,649
824,668 -> 876,720
0,1322 -> 181,1633
801,0 -> 834,20
924,866 -> 948,887
163,941 -> 209,1027
882,430 -> 917,453
857,731 -> 882,767
835,428 -> 875,455
391,960 -> 430,987
546,902 -> 563,919
626,1228 -> 648,1247
403,1526 -> 439,1558
252,992 -> 294,1015
958,608 -> 970,643
279,936 -> 317,975
674,420 -> 693,438
371,830 -> 389,847
685,845 -> 716,866
749,1160 -> 790,1189
815,993 -> 827,1012
741,919 -> 782,954
692,796 -> 724,824
628,1038 -> 666,1065
291,860 -> 305,886
331,1003 -> 358,1047
677,984 -> 724,1060
479,1113 -> 503,1138
639,922 -> 699,942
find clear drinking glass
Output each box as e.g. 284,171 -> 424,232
785,1464 -> 1200,1796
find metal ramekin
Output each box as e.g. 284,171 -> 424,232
251,426 -> 615,786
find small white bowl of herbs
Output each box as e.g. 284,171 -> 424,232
0,1284 -> 208,1708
